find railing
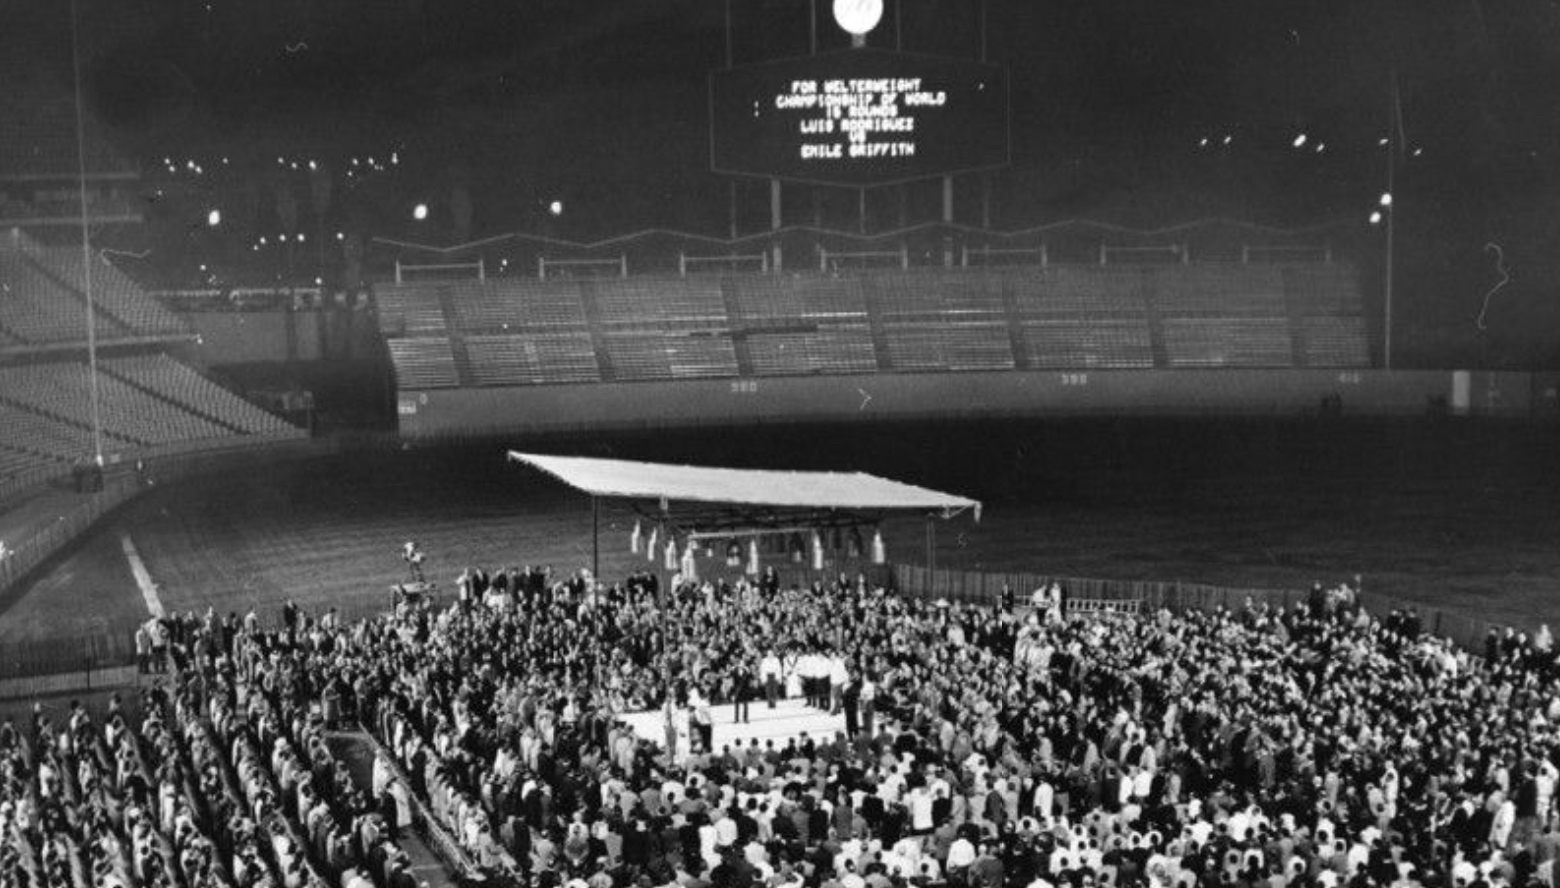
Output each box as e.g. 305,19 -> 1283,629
679,251 -> 768,276
820,246 -> 909,272
394,258 -> 485,284
538,255 -> 627,280
1101,244 -> 1186,265
1243,244 -> 1332,265
963,244 -> 1048,267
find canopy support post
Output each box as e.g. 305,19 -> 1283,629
925,515 -> 936,574
592,495 -> 600,584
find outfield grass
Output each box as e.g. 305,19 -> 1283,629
0,530 -> 146,647
3,418 -> 1557,652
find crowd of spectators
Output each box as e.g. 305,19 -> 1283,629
8,566 -> 1560,888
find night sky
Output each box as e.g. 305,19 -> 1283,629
5,0 -> 1559,365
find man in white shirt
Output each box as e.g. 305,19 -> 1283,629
761,650 -> 784,707
947,836 -> 977,872
908,785 -> 935,834
829,655 -> 850,714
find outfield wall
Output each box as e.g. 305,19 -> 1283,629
396,369 -> 1554,438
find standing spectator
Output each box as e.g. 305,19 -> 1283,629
760,649 -> 783,708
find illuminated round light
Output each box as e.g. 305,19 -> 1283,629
1369,211 -> 1382,225
207,209 -> 221,227
1379,192 -> 1392,207
1292,133 -> 1307,148
297,233 -> 306,243
413,203 -> 429,220
833,0 -> 883,36
548,200 -> 564,216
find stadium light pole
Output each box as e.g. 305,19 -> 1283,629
1384,68 -> 1402,371
70,0 -> 104,468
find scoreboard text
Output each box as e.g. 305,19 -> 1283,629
710,49 -> 1010,187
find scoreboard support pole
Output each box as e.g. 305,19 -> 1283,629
942,175 -> 954,223
770,178 -> 783,272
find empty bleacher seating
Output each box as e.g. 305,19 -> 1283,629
0,362 -> 236,445
730,276 -> 869,324
1163,319 -> 1294,367
375,262 -> 1370,391
18,241 -> 187,336
602,332 -> 739,380
0,247 -> 109,343
592,278 -> 729,328
101,354 -> 297,434
885,323 -> 1014,372
1284,265 -> 1366,316
871,271 -> 1007,321
374,286 -> 447,335
386,337 -> 460,389
0,402 -> 130,462
1026,320 -> 1155,369
1010,267 -> 1149,317
1299,317 -> 1370,367
465,333 -> 600,385
453,281 -> 589,332
0,441 -> 52,481
1150,266 -> 1287,316
746,327 -> 878,376
0,354 -> 300,488
0,233 -> 199,348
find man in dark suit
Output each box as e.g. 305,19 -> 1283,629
843,673 -> 863,739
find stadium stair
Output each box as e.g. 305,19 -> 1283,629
998,281 -> 1032,370
574,279 -> 618,382
716,277 -> 757,376
856,276 -> 897,372
1142,284 -> 1170,368
432,285 -> 476,386
1283,279 -> 1312,368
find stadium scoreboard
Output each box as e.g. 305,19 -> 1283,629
710,49 -> 1010,187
